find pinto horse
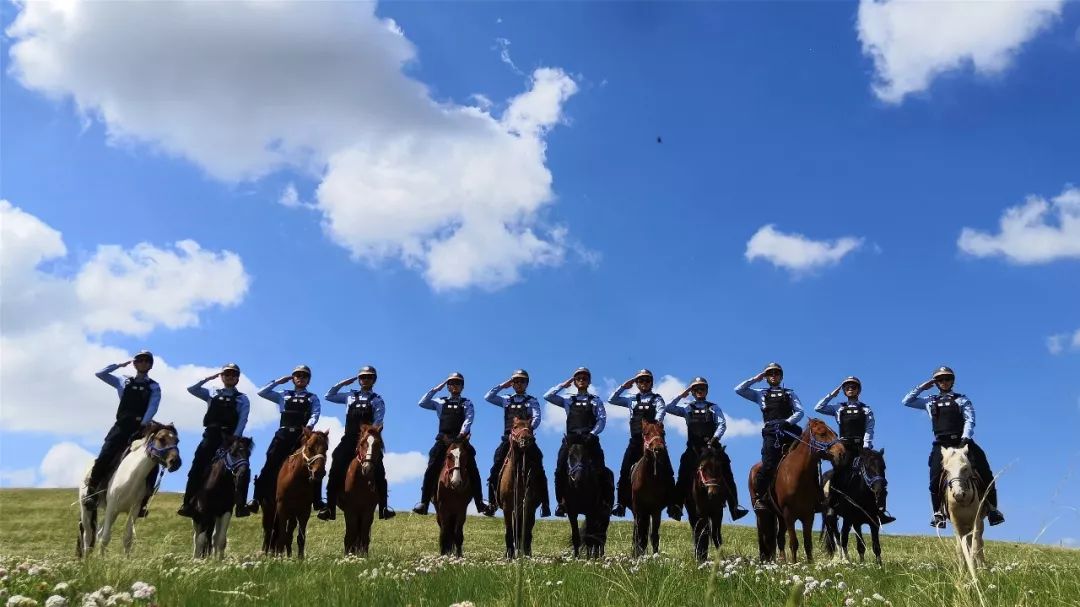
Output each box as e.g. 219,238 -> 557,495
750,419 -> 843,562
822,448 -> 888,564
497,419 -> 544,559
564,435 -> 613,559
687,444 -> 729,563
262,428 -> 328,558
341,424 -> 384,556
78,422 -> 181,557
630,420 -> 673,557
434,435 -> 476,557
192,435 -> 253,558
941,445 -> 987,570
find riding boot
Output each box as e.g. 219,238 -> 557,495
378,475 -> 395,520
312,479 -> 326,512
246,474 -> 261,513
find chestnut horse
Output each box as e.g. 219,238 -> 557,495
192,435 -> 253,558
750,419 -> 843,562
687,444 -> 729,563
497,419 -> 544,559
434,435 -> 476,557
262,428 -> 328,558
630,420 -> 673,557
341,424 -> 384,556
564,435 -> 613,559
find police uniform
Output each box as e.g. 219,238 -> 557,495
412,386 -> 487,514
735,375 -> 805,503
180,373 -> 251,515
608,385 -> 675,512
251,381 -> 321,508
484,384 -> 550,515
666,394 -> 744,518
323,384 -> 388,517
815,390 -> 881,515
87,360 -> 162,502
543,384 -> 611,512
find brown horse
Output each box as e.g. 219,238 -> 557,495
630,420 -> 673,557
434,435 -> 476,557
497,419 -> 543,559
262,428 -> 328,558
687,444 -> 729,563
192,435 -> 253,558
341,424 -> 383,556
750,419 -> 843,562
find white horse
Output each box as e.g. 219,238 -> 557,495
78,423 -> 181,556
941,445 -> 986,570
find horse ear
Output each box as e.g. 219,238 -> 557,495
374,424 -> 383,433
879,448 -> 885,456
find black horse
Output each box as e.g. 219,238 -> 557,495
822,448 -> 889,564
192,436 -> 253,558
563,435 -> 613,558
686,444 -> 729,563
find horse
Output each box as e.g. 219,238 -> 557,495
822,447 -> 888,564
77,422 -> 181,557
433,435 -> 476,557
262,428 -> 328,558
686,444 -> 729,563
341,424 -> 383,556
630,420 -> 673,557
497,419 -> 544,559
941,444 -> 987,570
563,434 -> 613,559
192,435 -> 253,559
750,419 -> 843,562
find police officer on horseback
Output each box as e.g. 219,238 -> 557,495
485,369 -> 551,518
608,369 -> 677,518
735,362 -> 805,511
667,377 -> 749,522
815,376 -> 894,524
903,366 -> 1005,528
544,367 -> 612,517
248,365 -> 322,513
319,365 -> 394,521
177,363 -> 252,518
411,372 -> 491,516
84,351 -> 161,512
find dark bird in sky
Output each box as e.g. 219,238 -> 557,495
656,136 -> 662,144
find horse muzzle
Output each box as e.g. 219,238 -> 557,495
166,455 -> 182,473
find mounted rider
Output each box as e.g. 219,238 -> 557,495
411,372 -> 491,516
814,376 -> 894,524
902,366 -> 1005,528
735,362 -> 805,511
667,377 -> 749,522
84,351 -> 161,514
485,369 -> 551,518
608,369 -> 677,518
177,363 -> 252,518
247,364 -> 322,513
319,365 -> 394,521
544,366 -> 613,517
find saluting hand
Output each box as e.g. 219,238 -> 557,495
561,377 -> 574,389
919,379 -> 936,391
276,375 -> 293,385
434,380 -> 448,392
620,378 -> 635,390
500,379 -> 514,389
119,360 -> 133,368
830,384 -> 842,398
680,386 -> 692,398
204,372 -> 222,382
754,371 -> 768,382
339,376 -> 357,387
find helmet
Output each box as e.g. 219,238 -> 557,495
634,369 -> 654,381
573,366 -> 591,379
841,376 -> 861,389
133,350 -> 154,364
221,363 -> 241,374
764,362 -> 783,375
446,372 -> 465,383
511,369 -> 530,381
358,365 -> 377,378
932,366 -> 955,380
690,376 -> 708,389
292,364 -> 312,376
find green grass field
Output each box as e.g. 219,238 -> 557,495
0,489 -> 1077,606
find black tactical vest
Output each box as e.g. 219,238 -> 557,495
280,390 -> 314,428
686,402 -> 719,444
203,390 -> 241,433
566,394 -> 597,435
438,397 -> 468,436
629,393 -> 659,437
116,377 -> 155,422
838,402 -> 867,442
503,394 -> 533,435
930,392 -> 965,439
762,388 -> 794,423
345,391 -> 377,435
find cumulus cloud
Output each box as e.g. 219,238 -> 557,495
621,374 -> 759,440
1047,329 -> 1080,355
385,451 -> 426,485
7,1 -> 582,291
745,225 -> 863,274
958,186 -> 1080,264
37,442 -> 95,488
857,0 -> 1064,104
0,201 -> 274,436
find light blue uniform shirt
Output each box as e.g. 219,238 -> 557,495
814,394 -> 875,449
608,387 -> 668,425
325,386 -> 385,425
418,388 -> 475,435
901,386 -> 975,440
187,379 -> 251,436
484,385 -> 542,431
95,363 -> 161,422
543,385 -> 607,435
734,377 -> 804,426
666,394 -> 726,440
257,382 -> 321,427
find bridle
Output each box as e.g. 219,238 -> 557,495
144,431 -> 180,467
293,444 -> 326,480
697,466 -> 722,489
510,425 -> 533,448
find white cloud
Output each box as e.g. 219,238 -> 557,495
7,2 -> 582,292
0,201 -> 274,436
539,385 -> 599,434
37,442 -> 95,488
745,224 -> 863,274
385,451 -> 426,485
617,374 -> 759,440
958,186 -> 1080,264
857,0 -> 1064,104
1047,329 -> 1080,355
315,415 -> 347,474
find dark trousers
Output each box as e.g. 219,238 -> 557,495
419,435 -> 485,506
325,432 -> 388,510
754,424 -> 799,500
616,436 -> 675,507
88,418 -> 142,490
488,437 -> 550,507
929,438 -> 997,512
675,442 -> 740,509
254,427 -> 303,503
182,427 -> 227,505
554,435 -> 607,504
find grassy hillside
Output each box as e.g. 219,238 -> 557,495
1,489 -> 1077,606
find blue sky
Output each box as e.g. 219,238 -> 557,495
1,1 -> 1078,547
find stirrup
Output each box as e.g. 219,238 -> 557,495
246,500 -> 260,514
987,509 -> 1005,526
752,497 -> 768,511
554,503 -> 566,517
411,501 -> 429,515
930,512 -> 947,528
379,506 -> 396,520
730,505 -> 749,521
317,507 -> 336,521
611,504 -> 626,517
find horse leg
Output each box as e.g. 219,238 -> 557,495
569,513 -> 582,558
650,511 -> 661,554
785,515 -> 799,563
711,511 -> 723,549
692,514 -> 708,563
801,514 -> 814,563
524,509 -> 535,557
122,511 -> 136,555
97,503 -> 117,555
870,523 -> 882,566
974,518 -> 985,568
840,519 -> 852,561
854,523 -> 866,563
193,519 -> 206,558
632,514 -> 646,557
215,513 -> 232,559
504,515 -> 515,560
297,514 -> 309,560
360,507 -> 373,557
455,514 -> 465,558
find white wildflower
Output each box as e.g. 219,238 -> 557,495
44,597 -> 68,607
6,597 -> 39,607
129,583 -> 154,600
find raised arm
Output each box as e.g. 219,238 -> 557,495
418,384 -> 442,411
664,393 -> 689,418
95,362 -> 125,391
543,385 -> 568,409
607,386 -> 632,409
484,384 -> 508,408
325,377 -> 355,405
735,375 -> 763,404
187,375 -> 215,402
902,380 -> 935,410
258,379 -> 286,409
234,395 -> 251,436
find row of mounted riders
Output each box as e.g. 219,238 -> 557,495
77,355 -> 1004,563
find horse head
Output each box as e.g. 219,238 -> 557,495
509,418 -> 535,450
298,427 -> 330,480
223,435 -> 254,475
443,437 -> 473,490
941,445 -> 975,505
567,438 -> 590,486
858,447 -> 888,512
143,422 -> 182,472
806,418 -> 844,463
355,424 -> 384,477
641,420 -> 667,456
696,446 -> 724,498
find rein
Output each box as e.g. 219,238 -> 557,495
697,467 -> 722,488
